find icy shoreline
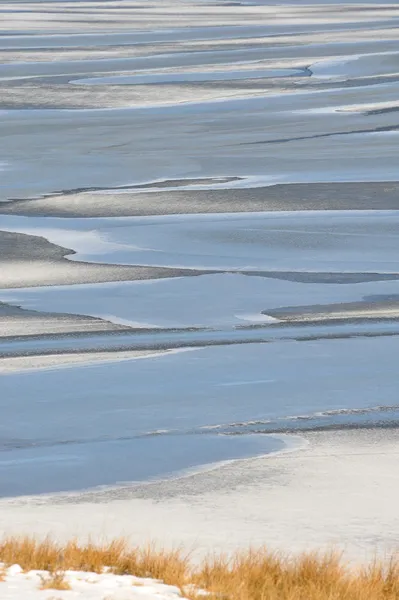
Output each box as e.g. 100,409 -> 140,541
0,429 -> 397,563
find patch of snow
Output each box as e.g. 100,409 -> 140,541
6,564 -> 23,576
0,563 -> 187,600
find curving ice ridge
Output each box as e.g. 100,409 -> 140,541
0,0 -> 399,499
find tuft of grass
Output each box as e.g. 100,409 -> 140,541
189,548 -> 399,600
39,570 -> 71,591
0,537 -> 399,599
0,537 -> 59,572
112,543 -> 190,586
0,537 -> 189,587
0,537 -> 128,574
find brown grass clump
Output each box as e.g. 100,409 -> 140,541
0,537 -> 59,572
39,570 -> 71,591
0,537 -> 399,600
0,537 -> 189,586
112,544 -> 190,586
0,537 -> 128,574
190,549 -> 399,600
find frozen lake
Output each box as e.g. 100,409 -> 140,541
0,0 -> 399,498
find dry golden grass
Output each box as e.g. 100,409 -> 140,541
39,570 -> 71,591
0,537 -> 398,599
0,537 -> 189,586
190,549 -> 399,600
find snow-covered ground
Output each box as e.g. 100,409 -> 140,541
0,563 -> 185,600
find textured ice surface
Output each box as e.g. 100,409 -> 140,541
1,0 -> 399,497
2,337 -> 399,495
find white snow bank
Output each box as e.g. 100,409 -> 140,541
0,563 -> 185,600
